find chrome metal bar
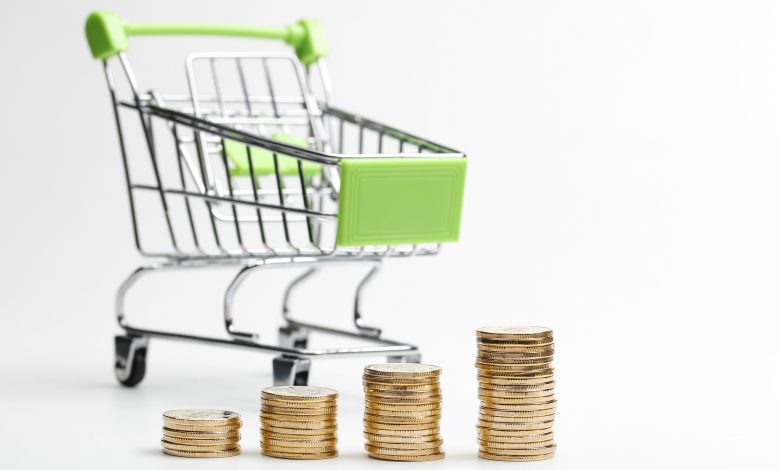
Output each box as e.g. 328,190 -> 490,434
116,261 -> 418,359
103,61 -> 143,254
130,184 -> 336,219
220,139 -> 245,250
245,143 -> 271,249
173,126 -> 201,249
120,53 -> 180,252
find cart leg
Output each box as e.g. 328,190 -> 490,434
115,334 -> 149,387
272,355 -> 311,386
387,354 -> 421,364
278,325 -> 310,349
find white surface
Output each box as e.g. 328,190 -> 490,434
2,0 -> 780,468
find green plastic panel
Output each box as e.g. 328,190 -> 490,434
85,12 -> 328,65
336,158 -> 466,246
224,133 -> 321,178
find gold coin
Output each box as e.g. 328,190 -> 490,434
364,363 -> 441,378
480,407 -> 555,418
366,396 -> 441,406
477,419 -> 553,431
479,413 -> 556,423
479,450 -> 554,461
262,442 -> 337,452
363,426 -> 440,437
480,381 -> 555,391
365,402 -> 441,412
163,409 -> 241,427
476,326 -> 553,339
364,420 -> 439,431
261,449 -> 337,460
364,432 -> 442,444
261,417 -> 337,429
478,343 -> 554,352
477,432 -> 553,443
479,395 -> 556,405
261,424 -> 337,436
162,435 -> 240,446
262,398 -> 337,409
162,427 -> 240,440
262,438 -> 336,448
364,391 -> 442,401
480,400 -> 557,411
476,425 -> 556,436
477,351 -> 554,360
477,355 -> 554,365
164,422 -> 241,432
261,411 -> 335,421
479,388 -> 556,399
479,444 -> 556,456
478,368 -> 555,378
365,444 -> 442,456
365,407 -> 441,417
364,381 -> 441,392
364,413 -> 440,424
368,451 -> 445,461
161,439 -> 237,452
162,447 -> 241,458
476,356 -> 554,365
479,438 -> 555,449
476,361 -> 553,371
261,430 -> 336,440
363,375 -> 440,385
478,373 -> 554,384
367,439 -> 444,450
262,386 -> 338,402
478,339 -> 554,349
261,404 -> 337,415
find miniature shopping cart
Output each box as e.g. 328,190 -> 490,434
85,12 -> 466,386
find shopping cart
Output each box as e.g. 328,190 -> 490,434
85,11 -> 466,386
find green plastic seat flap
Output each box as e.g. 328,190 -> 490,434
336,157 -> 466,247
223,133 -> 321,178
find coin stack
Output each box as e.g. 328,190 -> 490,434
260,385 -> 339,460
476,326 -> 556,461
363,363 -> 445,461
161,409 -> 242,458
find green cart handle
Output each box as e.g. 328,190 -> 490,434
85,11 -> 328,65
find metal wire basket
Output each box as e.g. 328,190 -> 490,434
86,11 -> 467,386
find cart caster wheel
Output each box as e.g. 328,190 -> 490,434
278,326 -> 309,349
272,355 -> 311,386
115,335 -> 149,387
388,354 -> 421,364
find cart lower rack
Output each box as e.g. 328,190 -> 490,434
86,11 -> 466,386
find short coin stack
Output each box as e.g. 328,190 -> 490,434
476,326 -> 556,461
363,363 -> 445,461
260,386 -> 339,459
161,409 -> 242,458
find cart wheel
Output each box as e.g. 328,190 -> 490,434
115,335 -> 149,387
387,354 -> 421,364
272,355 -> 311,386
278,326 -> 309,350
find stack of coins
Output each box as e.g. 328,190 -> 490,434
260,386 -> 339,460
363,363 -> 445,461
161,409 -> 242,458
476,326 -> 556,461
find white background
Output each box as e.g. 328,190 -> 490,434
1,0 -> 779,468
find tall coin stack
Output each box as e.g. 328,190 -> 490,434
476,326 -> 556,461
161,409 -> 242,458
260,386 -> 339,460
363,363 -> 445,461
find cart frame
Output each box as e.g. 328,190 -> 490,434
87,12 -> 465,386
